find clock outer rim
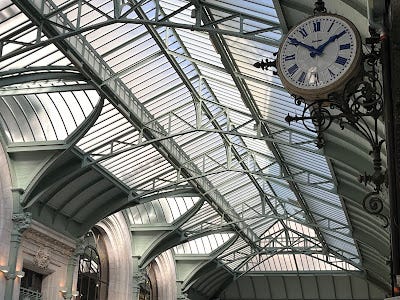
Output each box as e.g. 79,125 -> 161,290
276,13 -> 362,101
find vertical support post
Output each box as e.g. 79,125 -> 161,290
195,99 -> 202,129
4,211 -> 31,300
63,239 -> 84,300
385,1 -> 400,295
155,0 -> 160,21
194,1 -> 201,27
113,0 -> 121,19
76,0 -> 82,29
226,143 -> 232,169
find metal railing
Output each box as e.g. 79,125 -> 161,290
19,287 -> 42,300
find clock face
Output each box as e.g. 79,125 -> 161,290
277,14 -> 361,98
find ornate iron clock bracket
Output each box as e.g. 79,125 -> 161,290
254,28 -> 388,226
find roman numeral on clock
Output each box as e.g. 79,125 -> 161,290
313,21 -> 321,32
298,28 -> 308,38
327,21 -> 334,32
339,43 -> 351,50
335,56 -> 347,65
288,64 -> 299,75
298,72 -> 306,83
284,54 -> 296,61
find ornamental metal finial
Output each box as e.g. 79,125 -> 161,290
253,57 -> 277,75
314,0 -> 327,14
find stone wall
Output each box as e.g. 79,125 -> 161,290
19,221 -> 77,299
0,139 -> 13,300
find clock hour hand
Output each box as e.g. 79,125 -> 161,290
288,37 -> 321,55
312,30 -> 346,56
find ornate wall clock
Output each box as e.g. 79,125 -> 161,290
276,14 -> 362,101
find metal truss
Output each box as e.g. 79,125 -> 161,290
138,199 -> 239,268
78,97 -> 331,195
0,82 -> 94,96
121,157 -> 335,195
178,193 -> 352,240
49,0 -> 282,44
0,66 -> 93,96
169,199 -> 355,268
1,0 -> 282,67
126,0 -> 291,251
13,0 -> 264,247
127,183 -> 197,204
217,230 -> 361,278
82,97 -> 319,162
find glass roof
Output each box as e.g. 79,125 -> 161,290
0,0 -> 368,275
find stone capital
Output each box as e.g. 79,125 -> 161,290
73,237 -> 86,257
12,212 -> 32,234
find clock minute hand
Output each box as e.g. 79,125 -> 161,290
314,30 -> 347,55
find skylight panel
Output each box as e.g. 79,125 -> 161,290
127,196 -> 199,225
174,233 -> 233,255
0,90 -> 98,143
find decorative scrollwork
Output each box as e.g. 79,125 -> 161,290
285,99 -> 333,149
378,214 -> 389,229
363,192 -> 383,215
362,191 -> 388,228
307,103 -> 333,132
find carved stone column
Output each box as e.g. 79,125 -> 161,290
4,212 -> 32,299
132,256 -> 146,300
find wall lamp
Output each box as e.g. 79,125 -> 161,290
16,270 -> 25,278
0,266 -> 9,274
0,266 -> 24,279
60,289 -> 80,299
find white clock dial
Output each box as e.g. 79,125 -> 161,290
277,14 -> 361,100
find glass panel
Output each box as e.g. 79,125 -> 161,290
174,233 -> 234,255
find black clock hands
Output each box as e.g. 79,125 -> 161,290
288,30 -> 347,58
288,37 -> 321,55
